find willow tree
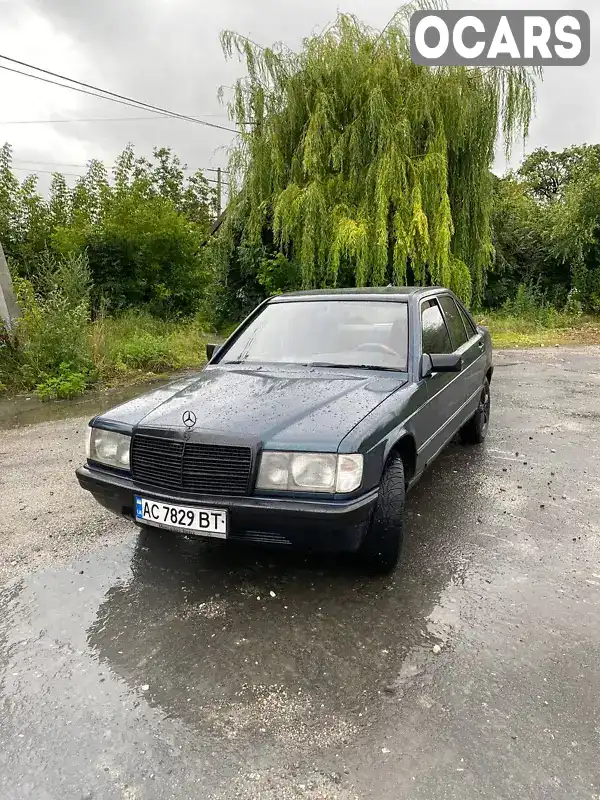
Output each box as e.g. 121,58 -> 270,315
219,3 -> 538,305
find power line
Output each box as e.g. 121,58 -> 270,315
0,115 -> 170,124
206,176 -> 230,186
13,158 -> 227,172
0,55 -> 238,133
0,62 -> 159,118
0,55 -> 239,134
13,158 -> 228,173
10,163 -> 229,186
11,166 -> 84,178
0,114 -> 235,125
0,63 -> 195,127
14,159 -> 95,168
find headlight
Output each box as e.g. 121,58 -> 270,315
256,451 -> 363,494
87,428 -> 131,470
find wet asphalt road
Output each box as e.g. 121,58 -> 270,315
1,348 -> 599,800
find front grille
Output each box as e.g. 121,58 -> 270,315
131,434 -> 252,496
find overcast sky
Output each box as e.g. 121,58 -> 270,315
0,0 -> 597,194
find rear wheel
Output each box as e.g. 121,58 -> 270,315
358,455 -> 405,574
460,378 -> 491,444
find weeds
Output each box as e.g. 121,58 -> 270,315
0,255 -> 212,400
0,253 -> 94,398
92,310 -> 211,379
36,364 -> 90,401
475,282 -> 600,347
2,268 -> 599,400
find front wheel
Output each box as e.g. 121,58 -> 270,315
358,455 -> 405,574
460,378 -> 491,444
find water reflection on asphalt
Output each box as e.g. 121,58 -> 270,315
88,443 -> 484,744
0,442 -> 485,789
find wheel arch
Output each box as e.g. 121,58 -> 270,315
386,432 -> 417,488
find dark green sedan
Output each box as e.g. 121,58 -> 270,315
77,287 -> 493,573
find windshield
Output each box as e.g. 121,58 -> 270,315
220,300 -> 409,371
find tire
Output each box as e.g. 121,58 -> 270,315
460,378 -> 491,444
358,455 -> 405,574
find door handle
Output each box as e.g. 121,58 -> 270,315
478,341 -> 485,350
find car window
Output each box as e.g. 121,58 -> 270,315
439,295 -> 468,350
457,304 -> 478,338
219,300 -> 409,371
421,300 -> 452,354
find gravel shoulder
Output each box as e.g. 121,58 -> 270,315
0,417 -> 130,583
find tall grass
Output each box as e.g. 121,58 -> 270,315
2,268 -> 599,399
0,253 -> 213,399
91,310 -> 211,379
0,253 -> 94,398
478,284 -> 600,347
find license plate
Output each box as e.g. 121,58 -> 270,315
135,496 -> 227,538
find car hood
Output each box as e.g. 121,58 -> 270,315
98,365 -> 407,451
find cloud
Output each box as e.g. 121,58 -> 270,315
0,0 -> 597,191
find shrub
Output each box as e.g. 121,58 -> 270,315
1,252 -> 94,394
36,363 -> 90,401
502,283 -> 545,318
564,287 -> 584,317
82,194 -> 208,318
0,319 -> 20,387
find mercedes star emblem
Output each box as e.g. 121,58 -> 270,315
182,410 -> 197,429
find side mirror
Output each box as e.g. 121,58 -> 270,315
206,343 -> 221,361
421,353 -> 463,378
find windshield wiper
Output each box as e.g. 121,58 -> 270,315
221,360 -> 402,372
304,362 -> 401,372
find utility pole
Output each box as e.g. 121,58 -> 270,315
216,167 -> 222,218
0,240 -> 20,332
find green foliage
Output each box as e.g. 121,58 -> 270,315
564,288 -> 584,317
1,297 -> 213,398
0,143 -> 20,254
0,253 -> 94,393
219,5 -> 537,306
1,143 -> 216,317
256,251 -> 300,295
491,143 -> 600,314
480,309 -> 600,349
204,237 -> 272,324
36,364 -> 90,401
112,333 -> 176,372
91,309 -> 211,378
518,145 -> 600,203
82,193 -> 206,316
501,282 -> 549,321
480,281 -> 598,348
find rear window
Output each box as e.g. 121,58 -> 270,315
421,300 -> 452,354
439,295 -> 469,349
457,304 -> 478,338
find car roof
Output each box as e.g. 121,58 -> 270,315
270,287 -> 443,303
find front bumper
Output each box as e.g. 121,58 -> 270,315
76,465 -> 377,552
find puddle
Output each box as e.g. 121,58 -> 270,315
0,375 -> 183,429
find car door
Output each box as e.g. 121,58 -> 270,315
459,301 -> 488,392
438,294 -> 479,425
441,295 -> 487,417
413,297 -> 461,467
